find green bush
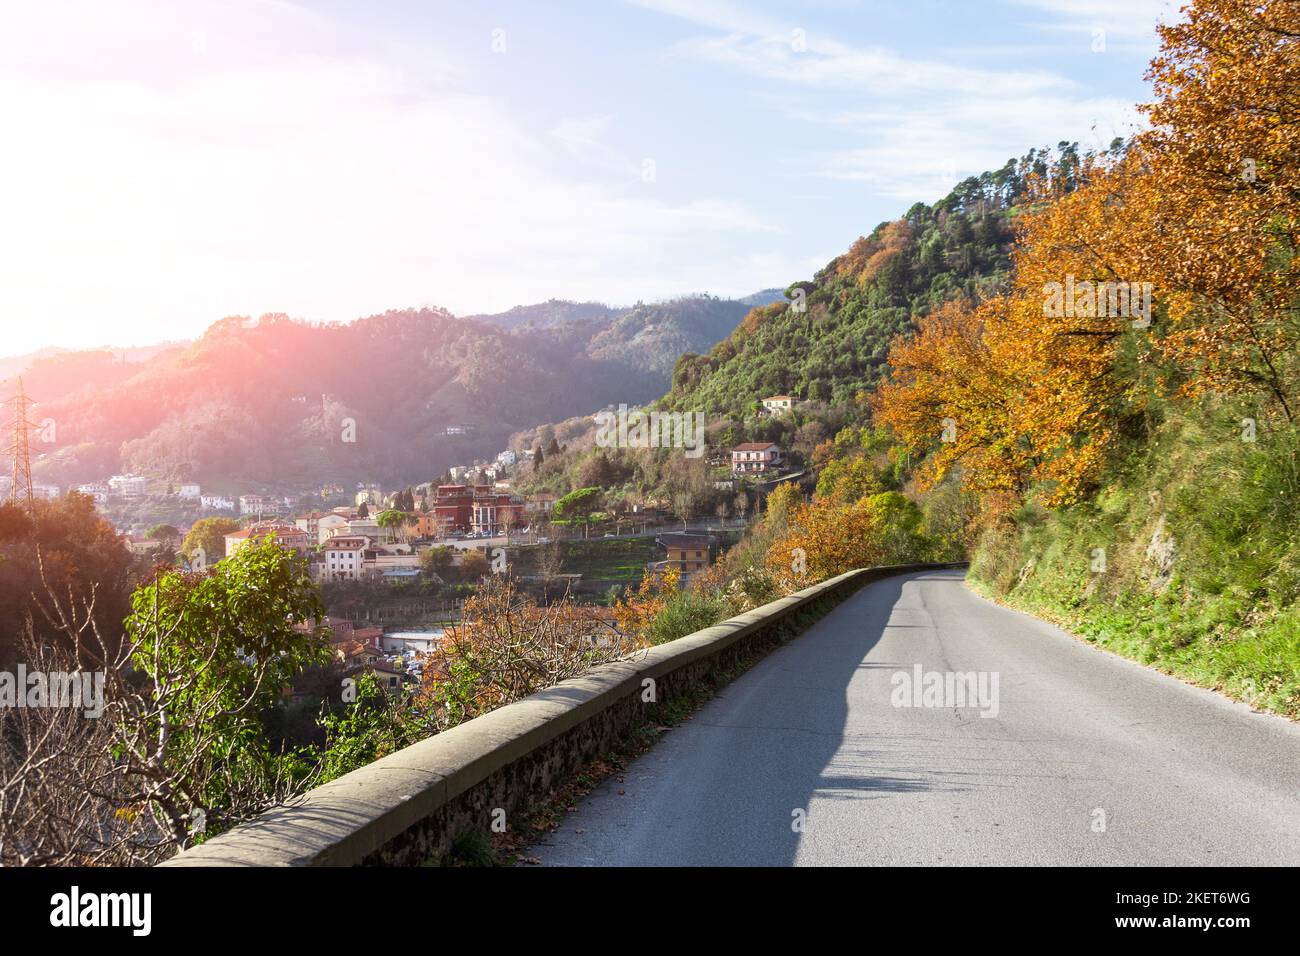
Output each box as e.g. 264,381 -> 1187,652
648,588 -> 730,645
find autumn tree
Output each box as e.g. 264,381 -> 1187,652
1132,0 -> 1300,416
874,0 -> 1299,510
764,492 -> 928,592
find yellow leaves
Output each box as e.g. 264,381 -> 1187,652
873,0 -> 1299,517
873,160 -> 1148,506
764,492 -> 925,592
612,565 -> 680,643
763,482 -> 801,534
873,298 -> 1039,497
1133,0 -> 1300,409
815,455 -> 889,503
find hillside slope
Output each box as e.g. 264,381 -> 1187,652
970,399 -> 1300,718
659,150 -> 1084,417
13,294 -> 758,491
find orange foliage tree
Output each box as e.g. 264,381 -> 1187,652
612,565 -> 680,644
1134,0 -> 1300,415
765,492 -> 927,592
875,0 -> 1300,504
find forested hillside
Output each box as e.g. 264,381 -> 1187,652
661,145 -> 1103,417
13,294 -> 760,491
624,0 -> 1300,719
585,294 -> 769,377
870,0 -> 1300,715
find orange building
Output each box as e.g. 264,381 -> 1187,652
651,533 -> 715,582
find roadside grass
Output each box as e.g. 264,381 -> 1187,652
970,397 -> 1300,719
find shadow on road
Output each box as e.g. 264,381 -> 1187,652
644,569 -> 970,865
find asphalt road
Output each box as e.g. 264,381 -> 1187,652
531,569 -> 1300,866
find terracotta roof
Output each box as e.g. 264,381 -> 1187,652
732,442 -> 779,452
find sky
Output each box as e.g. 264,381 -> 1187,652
0,0 -> 1180,355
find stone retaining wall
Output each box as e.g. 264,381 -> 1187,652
160,563 -> 962,867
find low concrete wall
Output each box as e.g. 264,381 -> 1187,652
161,562 -> 962,867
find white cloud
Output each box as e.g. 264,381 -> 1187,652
634,0 -> 1071,97
793,95 -> 1146,200
631,0 -> 1166,205
1004,0 -> 1180,39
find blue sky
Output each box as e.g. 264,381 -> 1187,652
0,0 -> 1178,354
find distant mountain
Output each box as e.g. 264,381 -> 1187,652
1,344 -> 190,409
0,341 -> 190,386
469,294 -> 771,377
736,288 -> 786,307
583,295 -> 762,378
464,299 -> 617,331
15,294 -> 768,492
0,347 -> 67,383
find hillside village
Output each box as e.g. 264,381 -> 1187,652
1,392 -> 808,692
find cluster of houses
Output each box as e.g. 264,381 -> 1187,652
54,400 -> 798,594
315,616 -> 441,689
217,479 -> 539,583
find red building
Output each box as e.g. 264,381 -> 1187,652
433,484 -> 525,535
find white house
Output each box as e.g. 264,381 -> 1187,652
364,546 -> 420,575
177,483 -> 201,499
109,474 -> 148,497
200,495 -> 236,511
239,494 -> 279,516
380,630 -> 442,656
316,513 -> 352,543
322,536 -> 369,581
731,442 -> 783,476
348,517 -> 383,542
761,395 -> 795,415
77,482 -> 110,503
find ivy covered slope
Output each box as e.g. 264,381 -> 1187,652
661,147 -> 1094,418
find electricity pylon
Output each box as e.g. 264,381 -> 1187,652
4,377 -> 36,509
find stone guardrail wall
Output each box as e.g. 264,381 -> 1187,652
161,562 -> 964,867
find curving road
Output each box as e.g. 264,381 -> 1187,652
531,569 -> 1300,866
